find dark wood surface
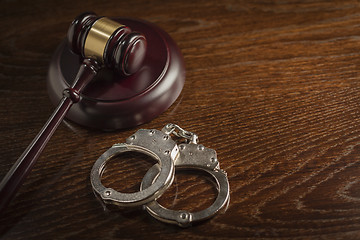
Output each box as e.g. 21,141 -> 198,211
1,0 -> 360,239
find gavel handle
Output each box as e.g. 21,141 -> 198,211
0,59 -> 100,213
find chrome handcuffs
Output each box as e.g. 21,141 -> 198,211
90,124 -> 230,227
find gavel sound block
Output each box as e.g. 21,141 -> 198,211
48,15 -> 185,130
0,13 -> 185,213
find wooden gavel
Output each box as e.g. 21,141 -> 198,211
0,12 -> 147,213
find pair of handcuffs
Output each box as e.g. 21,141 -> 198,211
90,123 -> 230,227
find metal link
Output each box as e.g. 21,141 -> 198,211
162,123 -> 198,144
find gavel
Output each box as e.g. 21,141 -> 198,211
0,12 -> 147,212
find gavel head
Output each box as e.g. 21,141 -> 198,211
67,12 -> 147,76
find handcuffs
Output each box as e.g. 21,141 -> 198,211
90,124 -> 230,227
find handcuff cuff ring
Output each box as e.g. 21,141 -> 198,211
90,128 -> 178,207
141,142 -> 230,227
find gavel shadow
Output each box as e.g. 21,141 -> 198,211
0,185 -> 42,236
0,120 -> 111,236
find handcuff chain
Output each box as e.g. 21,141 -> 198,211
163,123 -> 198,144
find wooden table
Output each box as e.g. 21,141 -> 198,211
1,0 -> 360,239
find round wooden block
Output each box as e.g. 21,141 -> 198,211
47,18 -> 185,130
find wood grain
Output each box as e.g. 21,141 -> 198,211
1,0 -> 360,239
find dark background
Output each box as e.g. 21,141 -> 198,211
1,0 -> 360,239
